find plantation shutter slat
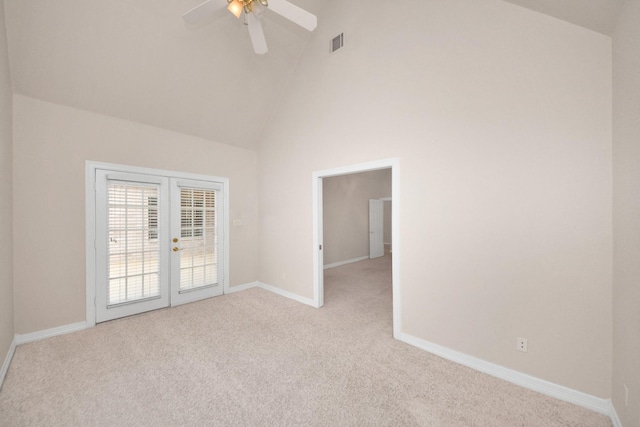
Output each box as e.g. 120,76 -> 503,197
107,181 -> 161,306
179,187 -> 218,292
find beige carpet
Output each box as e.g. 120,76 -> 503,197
0,255 -> 611,426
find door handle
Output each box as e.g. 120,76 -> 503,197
173,247 -> 179,252
173,238 -> 179,243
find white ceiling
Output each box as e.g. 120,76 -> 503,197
4,0 -> 324,150
3,0 -> 624,151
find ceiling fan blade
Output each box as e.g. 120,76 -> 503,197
182,0 -> 228,24
267,0 -> 317,31
247,13 -> 268,54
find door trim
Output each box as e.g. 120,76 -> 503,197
311,157 -> 401,339
85,161 -> 230,328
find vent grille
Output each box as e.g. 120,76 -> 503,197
331,33 -> 344,53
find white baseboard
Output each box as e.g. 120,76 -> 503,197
0,337 -> 16,390
2,295 -> 619,426
10,285 -> 259,349
257,282 -> 315,307
324,256 -> 369,270
225,281 -> 259,294
14,321 -> 88,346
608,400 -> 622,427
397,332 -> 611,417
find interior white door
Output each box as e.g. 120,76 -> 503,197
170,179 -> 224,306
369,199 -> 384,259
95,171 -> 170,322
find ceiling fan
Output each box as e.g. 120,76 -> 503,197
183,0 -> 318,55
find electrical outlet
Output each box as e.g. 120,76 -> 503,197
517,337 -> 528,352
624,383 -> 628,407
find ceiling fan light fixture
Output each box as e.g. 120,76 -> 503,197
183,0 -> 317,54
227,0 -> 243,18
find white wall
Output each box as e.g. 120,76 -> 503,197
0,0 -> 14,369
258,0 -> 612,397
323,169 -> 391,265
12,95 -> 259,334
612,1 -> 640,424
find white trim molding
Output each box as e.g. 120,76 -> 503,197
14,321 -> 88,346
257,282 -> 315,307
225,281 -> 259,294
312,157 -> 401,338
323,256 -> 369,270
0,337 -> 17,390
1,321 -> 88,389
608,400 -> 622,427
398,332 -> 611,416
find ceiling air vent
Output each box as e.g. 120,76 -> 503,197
331,33 -> 344,53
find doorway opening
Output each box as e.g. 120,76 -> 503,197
312,158 -> 401,338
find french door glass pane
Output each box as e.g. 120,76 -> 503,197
179,188 -> 218,291
107,182 -> 161,306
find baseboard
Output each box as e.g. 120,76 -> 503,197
14,321 -> 88,346
609,400 -> 622,427
12,285 -> 259,348
324,256 -> 369,270
397,332 -> 611,416
225,281 -> 259,294
257,282 -> 315,307
0,336 -> 16,390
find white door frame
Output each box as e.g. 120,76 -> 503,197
85,161 -> 230,328
312,158 -> 401,339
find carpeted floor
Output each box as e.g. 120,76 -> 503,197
0,255 -> 612,426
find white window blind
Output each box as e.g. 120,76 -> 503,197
107,182 -> 161,306
179,188 -> 218,292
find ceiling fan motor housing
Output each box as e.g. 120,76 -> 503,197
228,0 -> 269,14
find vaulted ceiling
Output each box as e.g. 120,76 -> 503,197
4,0 -> 324,150
503,0 -> 625,36
3,0 -> 624,151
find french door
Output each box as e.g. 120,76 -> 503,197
95,170 -> 224,323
